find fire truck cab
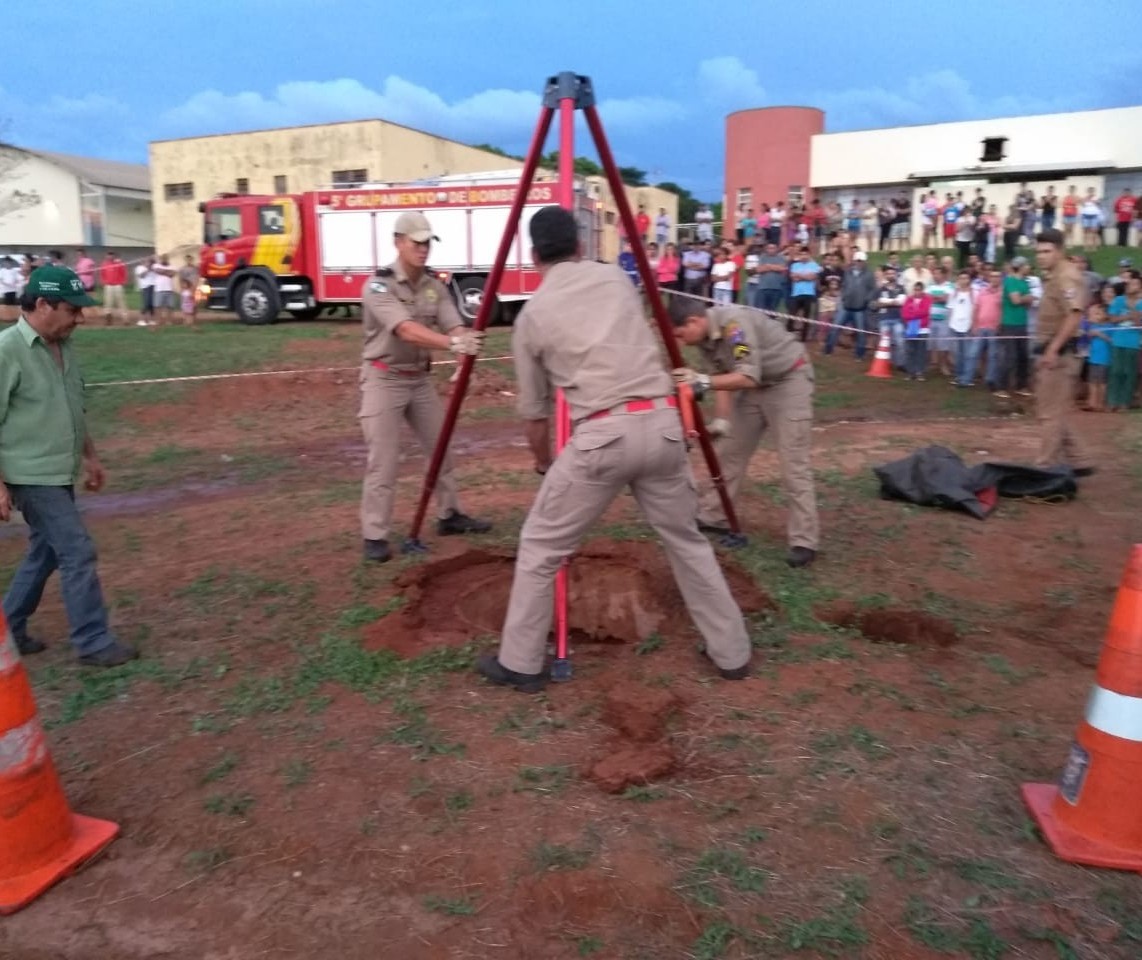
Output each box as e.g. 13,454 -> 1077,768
198,172 -> 600,326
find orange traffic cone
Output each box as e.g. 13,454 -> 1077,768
0,620 -> 119,914
866,331 -> 893,379
1022,544 -> 1142,872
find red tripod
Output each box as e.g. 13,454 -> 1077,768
403,72 -> 744,680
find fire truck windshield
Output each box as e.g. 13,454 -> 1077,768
205,206 -> 242,244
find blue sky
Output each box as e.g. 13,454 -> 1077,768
3,0 -> 1141,199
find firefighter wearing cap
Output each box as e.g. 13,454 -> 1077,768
358,211 -> 491,563
476,206 -> 751,693
670,298 -> 819,568
1033,228 -> 1095,475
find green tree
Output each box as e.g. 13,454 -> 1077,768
618,166 -> 648,187
540,151 -> 602,177
471,143 -> 523,161
656,181 -> 698,223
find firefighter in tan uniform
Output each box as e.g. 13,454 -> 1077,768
670,299 -> 819,568
1032,228 -> 1095,475
476,206 -> 752,693
359,211 -> 491,563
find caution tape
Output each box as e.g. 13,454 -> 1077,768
85,354 -> 516,388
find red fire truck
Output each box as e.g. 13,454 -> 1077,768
197,172 -> 600,325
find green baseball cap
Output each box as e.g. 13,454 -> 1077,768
25,265 -> 96,306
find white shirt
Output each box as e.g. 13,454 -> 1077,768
135,264 -> 155,289
152,264 -> 174,294
711,260 -> 736,292
0,266 -> 19,295
948,289 -> 974,333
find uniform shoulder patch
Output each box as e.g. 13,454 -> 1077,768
724,320 -> 747,345
375,267 -> 394,278
369,280 -> 388,294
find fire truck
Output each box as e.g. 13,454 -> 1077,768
197,171 -> 600,325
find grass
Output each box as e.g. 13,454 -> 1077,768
679,848 -> 768,907
531,840 -> 595,872
422,894 -> 478,916
203,792 -> 256,817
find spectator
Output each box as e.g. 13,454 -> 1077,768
902,282 -> 932,380
682,241 -> 711,297
635,206 -> 650,246
710,248 -> 736,304
877,200 -> 894,251
826,202 -> 844,254
1002,205 -> 1022,261
902,254 -> 933,292
1062,185 -> 1080,246
178,254 -> 198,325
927,266 -> 955,377
829,250 -> 877,358
924,253 -> 938,274
954,208 -> 976,268
1114,188 -> 1136,248
135,257 -> 156,326
891,192 -> 911,251
861,199 -> 879,251
695,204 -> 714,243
820,250 -> 844,291
769,202 -> 786,246
981,205 -> 1001,263
1107,270 -> 1142,409
655,207 -> 670,248
940,193 -> 960,249
1084,301 -> 1112,412
846,200 -> 862,239
753,241 -> 787,312
948,269 -> 977,386
788,246 -> 821,341
740,208 -> 758,245
921,190 -> 939,248
73,249 -> 96,293
99,252 -> 127,325
756,203 -> 771,244
656,241 -> 680,292
818,275 -> 841,347
971,268 -> 1004,391
1113,257 -> 1133,296
0,257 -> 19,323
617,238 -> 639,286
1081,189 -> 1102,250
1040,186 -> 1058,232
874,265 -> 906,368
1015,183 -> 1035,239
996,258 -> 1033,398
972,187 -> 988,220
47,250 -> 64,266
152,255 -> 176,324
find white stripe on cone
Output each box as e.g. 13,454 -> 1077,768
1085,684 -> 1142,742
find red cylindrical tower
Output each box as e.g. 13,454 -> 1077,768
725,106 -> 824,236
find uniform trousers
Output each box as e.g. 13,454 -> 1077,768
498,405 -> 750,675
697,366 -> 819,550
358,363 -> 459,541
1035,354 -> 1093,470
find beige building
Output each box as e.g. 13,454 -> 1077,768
149,118 -> 676,259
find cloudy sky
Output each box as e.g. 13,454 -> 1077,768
3,0 -> 1140,199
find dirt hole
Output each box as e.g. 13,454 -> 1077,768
817,601 -> 959,648
363,539 -> 774,659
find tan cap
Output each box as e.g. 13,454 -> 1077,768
394,211 -> 439,243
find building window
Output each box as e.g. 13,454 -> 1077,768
236,178 -> 249,195
604,212 -> 616,225
736,187 -> 752,212
981,137 -> 1008,163
164,182 -> 194,201
787,185 -> 804,205
274,175 -> 287,194
332,169 -> 368,187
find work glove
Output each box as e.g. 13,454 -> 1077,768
449,329 -> 484,357
707,417 -> 731,439
673,367 -> 711,400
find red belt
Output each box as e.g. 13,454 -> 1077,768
370,359 -> 425,376
585,395 -> 678,422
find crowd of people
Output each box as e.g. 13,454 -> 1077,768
0,249 -> 204,326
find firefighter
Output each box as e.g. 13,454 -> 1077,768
477,206 -> 751,693
358,211 -> 491,563
669,296 -> 819,568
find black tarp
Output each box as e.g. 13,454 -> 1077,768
873,445 -> 1077,519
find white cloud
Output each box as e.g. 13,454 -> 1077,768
696,57 -> 765,110
158,76 -> 683,148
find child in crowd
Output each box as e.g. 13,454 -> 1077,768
901,282 -> 932,380
1084,302 -> 1112,412
818,276 -> 840,348
710,248 -> 737,305
617,239 -> 639,286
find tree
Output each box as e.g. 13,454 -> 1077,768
471,143 -> 524,161
0,131 -> 42,224
618,166 -> 647,187
655,181 -> 698,223
540,151 -> 602,177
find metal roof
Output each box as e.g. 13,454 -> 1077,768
907,160 -> 1116,181
20,147 -> 150,192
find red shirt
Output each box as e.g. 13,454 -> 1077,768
731,252 -> 744,291
811,206 -> 827,225
635,212 -> 650,237
100,260 -> 127,286
1115,195 -> 1136,223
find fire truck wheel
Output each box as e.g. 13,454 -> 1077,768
456,277 -> 499,326
235,276 -> 280,325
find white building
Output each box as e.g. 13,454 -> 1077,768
0,145 -> 153,257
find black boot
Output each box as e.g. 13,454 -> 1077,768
786,546 -> 817,568
437,510 -> 492,536
363,539 -> 392,563
475,653 -> 548,693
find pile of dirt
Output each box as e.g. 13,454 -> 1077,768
818,601 -> 959,648
587,685 -> 682,793
363,539 -> 773,658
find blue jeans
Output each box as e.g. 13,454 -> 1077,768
3,485 -> 116,656
827,308 -> 868,356
756,288 -> 782,313
955,330 -> 1001,386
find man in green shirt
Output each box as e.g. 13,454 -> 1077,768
997,257 -> 1034,398
0,266 -> 137,666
